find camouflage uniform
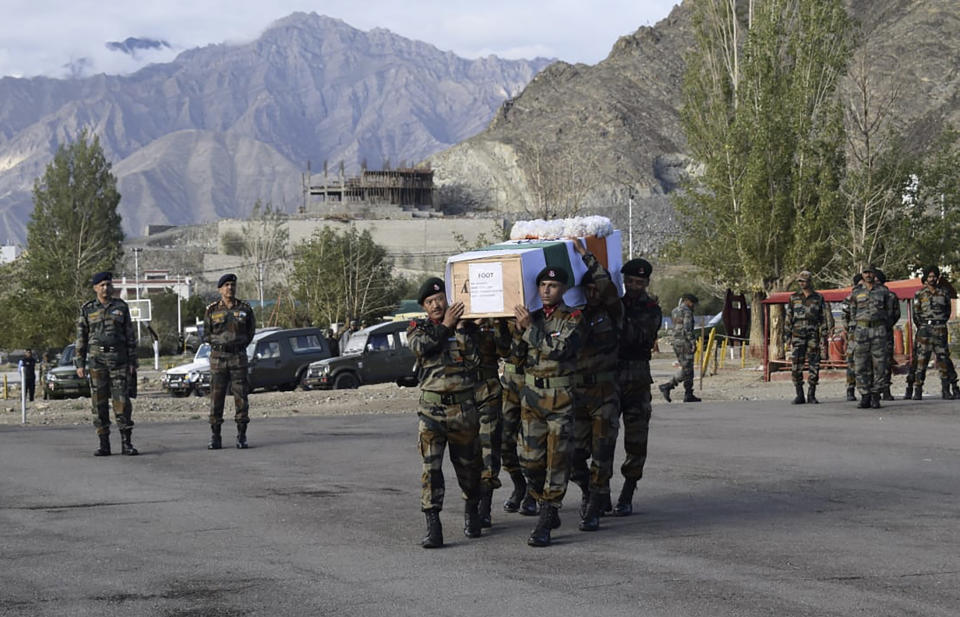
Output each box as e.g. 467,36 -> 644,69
408,318 -> 482,513
570,254 -> 622,520
849,282 -> 895,402
840,293 -> 858,399
474,319 -> 503,491
664,303 -> 696,395
494,318 -> 529,511
203,298 -> 256,428
908,284 -> 957,395
76,297 -> 137,438
784,289 -> 833,388
879,281 -> 901,399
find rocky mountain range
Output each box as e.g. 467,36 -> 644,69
0,13 -> 551,242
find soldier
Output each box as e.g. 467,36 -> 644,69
840,274 -> 863,401
493,318 -> 535,516
75,272 -> 138,457
850,265 -> 895,408
874,269 -> 900,401
514,266 -> 585,547
39,352 -> 52,400
474,318 -> 503,528
408,277 -> 483,549
19,350 -> 37,402
659,294 -> 701,403
569,240 -> 622,531
784,271 -> 834,404
203,273 -> 256,449
614,257 -> 662,516
906,266 -> 959,400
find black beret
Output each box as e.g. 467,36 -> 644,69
681,293 -> 699,304
217,273 -> 237,288
90,271 -> 112,286
418,277 -> 445,304
536,266 -> 569,286
621,258 -> 653,278
924,265 -> 941,280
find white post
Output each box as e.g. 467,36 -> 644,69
628,195 -> 634,260
153,339 -> 159,371
18,360 -> 25,424
176,273 -> 182,336
133,248 -> 142,341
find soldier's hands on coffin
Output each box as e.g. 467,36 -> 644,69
514,305 -> 532,330
443,301 -> 465,329
572,238 -> 586,256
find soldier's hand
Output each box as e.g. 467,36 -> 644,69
572,238 -> 586,256
514,305 -> 532,330
443,301 -> 464,329
76,367 -> 85,379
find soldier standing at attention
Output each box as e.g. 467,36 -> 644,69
408,277 -> 483,549
614,257 -> 662,516
841,274 -> 863,401
784,271 -> 833,404
874,269 -> 900,401
659,294 -> 701,403
76,272 -> 138,457
569,240 -> 622,532
514,266 -> 585,547
203,273 -> 256,449
39,352 -> 52,400
473,318 -> 503,528
907,266 -> 959,400
494,318 -> 535,516
850,265 -> 895,409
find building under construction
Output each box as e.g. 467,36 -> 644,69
303,166 -> 435,213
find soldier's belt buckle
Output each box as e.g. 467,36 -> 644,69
533,377 -> 546,388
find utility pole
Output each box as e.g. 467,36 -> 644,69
133,247 -> 142,341
628,194 -> 634,261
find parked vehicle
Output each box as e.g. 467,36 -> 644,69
161,343 -> 211,397
303,321 -> 418,390
44,343 -> 90,399
247,327 -> 333,391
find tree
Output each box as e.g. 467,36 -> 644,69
242,200 -> 289,308
520,142 -> 603,219
289,226 -> 404,327
676,0 -> 852,352
13,129 -> 124,348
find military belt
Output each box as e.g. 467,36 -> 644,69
856,320 -> 886,328
502,362 -> 524,375
477,367 -> 499,380
524,374 -> 573,388
924,319 -> 947,325
96,345 -> 120,353
212,343 -> 246,352
421,390 -> 474,406
576,371 -> 618,386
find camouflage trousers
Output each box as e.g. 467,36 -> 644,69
907,325 -> 957,387
88,355 -> 133,436
619,361 -> 654,482
475,375 -> 503,490
789,330 -> 822,386
417,394 -> 482,511
499,371 -> 524,477
209,352 -> 250,426
668,341 -> 695,390
520,383 -> 575,508
570,379 -> 620,497
845,330 -> 857,387
854,325 -> 889,395
883,329 -> 896,387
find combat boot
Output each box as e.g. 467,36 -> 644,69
518,492 -> 538,516
94,433 -> 111,457
614,479 -> 637,516
806,385 -> 819,404
600,492 -> 613,516
578,494 -> 603,532
120,430 -> 138,456
503,471 -> 526,513
236,423 -> 248,449
421,510 -> 443,549
941,380 -> 954,400
682,387 -> 701,403
478,487 -> 494,528
881,386 -> 894,401
952,382 -> 960,399
791,384 -> 806,405
913,386 -> 923,400
846,386 -> 857,401
527,504 -> 559,547
658,382 -> 673,402
858,393 -> 872,409
870,393 -> 881,409
904,384 -> 914,400
208,424 -> 222,450
577,485 -> 590,520
464,498 -> 482,538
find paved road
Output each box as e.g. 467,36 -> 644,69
1,398 -> 958,617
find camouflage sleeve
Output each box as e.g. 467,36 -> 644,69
582,253 -> 622,322
683,307 -> 695,344
122,303 -> 137,366
840,298 -> 851,331
821,296 -> 834,337
521,311 -> 585,362
455,322 -> 480,372
888,291 -> 901,326
202,308 -> 212,345
492,319 -> 512,358
407,320 -> 452,361
245,304 -> 257,345
75,306 -> 88,368
784,299 -> 794,333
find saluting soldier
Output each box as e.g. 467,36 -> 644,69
408,277 -> 483,549
569,240 -> 622,532
76,272 -> 138,457
850,265 -> 896,408
473,318 -> 503,528
784,270 -> 833,404
906,266 -> 959,400
841,274 -> 863,401
659,294 -> 701,403
514,266 -> 586,547
615,257 -> 662,516
203,273 -> 256,449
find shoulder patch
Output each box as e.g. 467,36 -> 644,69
570,309 -> 582,318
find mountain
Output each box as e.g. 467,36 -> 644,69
0,13 -> 552,242
426,0 -> 960,254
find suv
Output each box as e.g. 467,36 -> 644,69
161,343 -> 212,397
247,327 -> 333,391
303,321 -> 417,389
44,343 -> 90,399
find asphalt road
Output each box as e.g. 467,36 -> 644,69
1,397 -> 958,617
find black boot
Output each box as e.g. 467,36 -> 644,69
208,424 -> 222,450
881,386 -> 894,401
236,423 -> 248,449
503,472 -> 526,513
599,492 -> 613,516
518,492 -> 538,516
792,384 -> 806,405
858,393 -> 872,409
578,494 -> 602,531
421,510 -> 443,548
658,382 -> 673,402
870,392 -> 881,409
683,387 -> 701,403
577,485 -> 590,520
527,504 -> 558,547
94,433 -> 111,457
478,487 -> 493,528
120,430 -> 138,456
846,386 -> 857,401
913,386 -> 923,401
942,380 -> 954,400
806,385 -> 818,404
613,479 -> 637,516
952,382 -> 960,399
904,384 -> 914,400
464,498 -> 482,538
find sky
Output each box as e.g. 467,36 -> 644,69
0,0 -> 679,78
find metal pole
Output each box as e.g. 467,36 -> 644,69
628,195 -> 634,260
19,362 -> 26,424
133,248 -> 142,341
176,274 -> 182,337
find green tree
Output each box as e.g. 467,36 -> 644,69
289,226 -> 403,327
676,0 -> 851,350
12,130 -> 124,348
